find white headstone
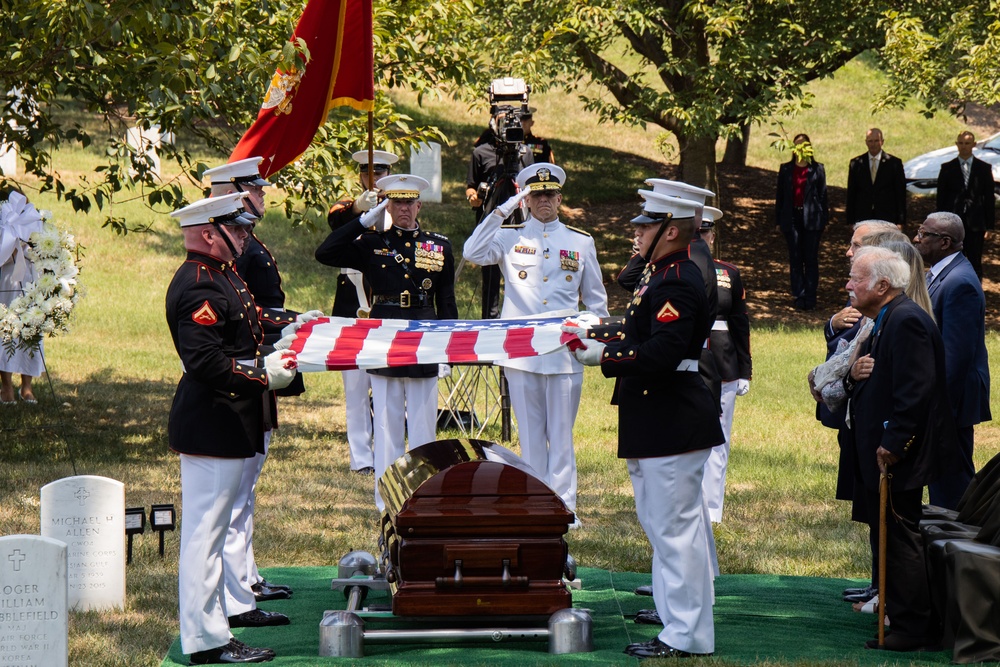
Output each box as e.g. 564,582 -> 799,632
409,141 -> 442,203
125,124 -> 165,180
40,475 -> 125,611
0,535 -> 68,667
0,142 -> 16,177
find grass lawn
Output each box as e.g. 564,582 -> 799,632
2,55 -> 999,666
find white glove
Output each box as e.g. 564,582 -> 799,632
495,188 -> 531,219
273,333 -> 296,351
560,323 -> 585,337
295,309 -> 324,324
359,198 -> 389,228
736,379 -> 750,396
264,350 -> 298,390
355,190 -> 379,213
438,364 -> 452,379
573,311 -> 602,329
572,340 -> 606,366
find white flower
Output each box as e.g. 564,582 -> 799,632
0,211 -> 82,352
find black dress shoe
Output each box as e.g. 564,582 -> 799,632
634,609 -> 661,625
227,609 -> 290,628
254,579 -> 292,593
865,634 -> 940,652
353,466 -> 375,476
844,585 -> 878,603
624,637 -> 712,659
230,638 -> 275,659
251,583 -> 292,602
634,585 -> 653,596
842,583 -> 873,596
189,639 -> 274,664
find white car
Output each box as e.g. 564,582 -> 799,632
903,131 -> 1000,196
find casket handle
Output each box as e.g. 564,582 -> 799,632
436,558 -> 529,589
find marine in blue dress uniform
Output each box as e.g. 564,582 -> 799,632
567,191 -> 723,659
316,174 -> 457,510
166,193 -> 299,664
324,149 -> 400,475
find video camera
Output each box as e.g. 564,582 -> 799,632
489,77 -> 530,146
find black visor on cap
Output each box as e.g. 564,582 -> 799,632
359,164 -> 391,173
210,210 -> 251,226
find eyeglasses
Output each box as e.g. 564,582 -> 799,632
915,230 -> 951,241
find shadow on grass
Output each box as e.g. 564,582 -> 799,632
0,372 -> 175,467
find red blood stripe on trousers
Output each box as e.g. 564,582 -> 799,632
325,319 -> 382,370
503,328 -> 538,359
386,330 -> 423,367
445,330 -> 480,363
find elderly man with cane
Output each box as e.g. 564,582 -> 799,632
843,247 -> 956,651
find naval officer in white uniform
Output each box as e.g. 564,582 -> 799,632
463,163 -> 609,522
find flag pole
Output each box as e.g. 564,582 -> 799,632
367,111 -> 374,177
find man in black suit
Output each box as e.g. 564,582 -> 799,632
845,247 -> 956,652
915,212 -> 991,509
845,128 -> 907,227
935,131 -> 996,279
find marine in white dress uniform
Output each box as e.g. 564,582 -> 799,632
316,174 -> 458,511
463,163 -> 609,518
166,193 -> 300,664
206,158 -> 305,616
698,212 -> 752,523
566,191 -> 723,659
324,149 -> 400,475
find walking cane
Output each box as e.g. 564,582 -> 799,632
877,468 -> 889,648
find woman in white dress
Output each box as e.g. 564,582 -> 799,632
0,191 -> 44,404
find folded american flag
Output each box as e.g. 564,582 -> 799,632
288,313 -> 584,372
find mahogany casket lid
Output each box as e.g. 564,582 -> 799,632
379,439 -> 573,530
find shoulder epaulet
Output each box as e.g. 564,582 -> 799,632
715,259 -> 739,271
328,200 -> 353,215
565,225 -> 591,237
425,230 -> 450,241
499,223 -> 525,229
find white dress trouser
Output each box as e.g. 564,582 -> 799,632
505,368 -> 583,512
629,449 -> 715,655
179,454 -> 242,654
343,369 -> 374,470
703,380 -> 737,523
370,374 -> 438,511
223,430 -> 271,614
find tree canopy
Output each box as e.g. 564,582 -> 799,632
878,2 -> 1000,117
0,0 -> 470,231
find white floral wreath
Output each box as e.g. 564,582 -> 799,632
0,192 -> 82,357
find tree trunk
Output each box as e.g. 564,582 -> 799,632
677,133 -> 719,204
722,123 -> 751,167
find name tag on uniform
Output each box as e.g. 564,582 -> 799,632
560,249 -> 580,272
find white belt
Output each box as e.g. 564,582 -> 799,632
676,359 -> 699,372
712,320 -> 728,331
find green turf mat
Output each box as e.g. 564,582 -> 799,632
161,567 -> 959,666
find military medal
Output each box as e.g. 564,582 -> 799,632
421,278 -> 432,290
559,249 -> 580,271
518,270 -> 528,280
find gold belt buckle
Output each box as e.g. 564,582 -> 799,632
400,290 -> 411,308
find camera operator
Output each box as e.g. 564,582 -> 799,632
465,79 -> 534,319
521,107 -> 555,165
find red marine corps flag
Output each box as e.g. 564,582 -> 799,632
230,0 -> 375,177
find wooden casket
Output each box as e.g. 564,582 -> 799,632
378,439 -> 574,616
